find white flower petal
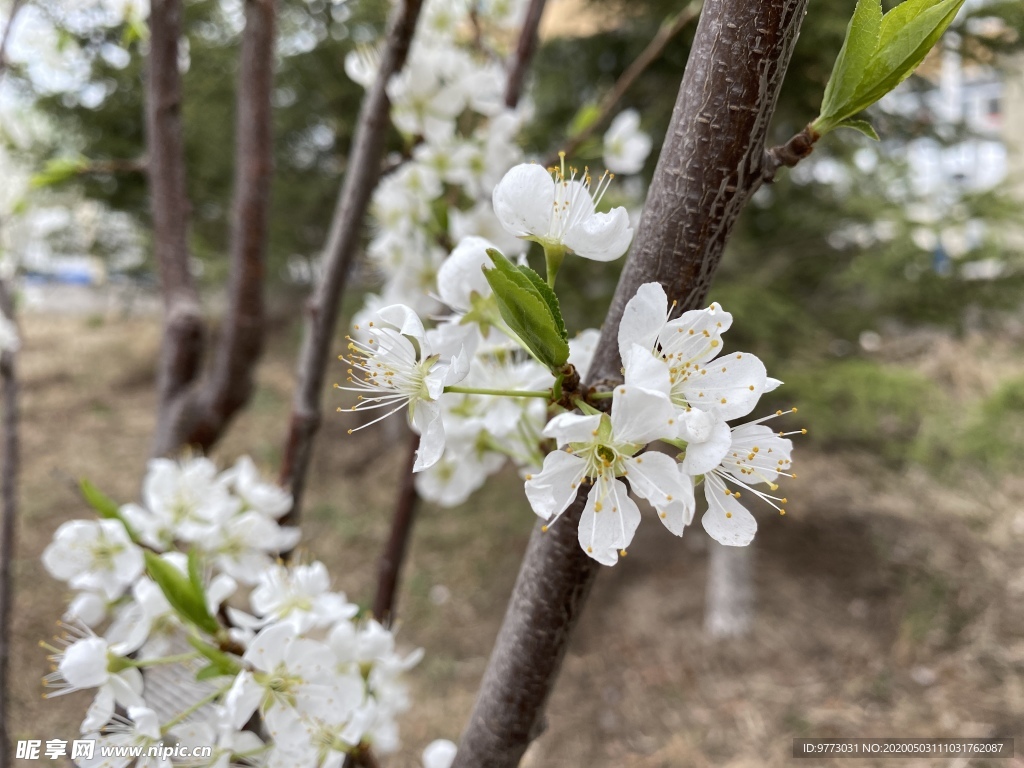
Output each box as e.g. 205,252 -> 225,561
541,412 -> 603,446
492,163 -> 555,239
411,400 -> 446,471
623,452 -> 695,535
562,206 -> 633,262
618,282 -> 667,366
609,384 -> 676,445
524,450 -> 587,521
679,410 -> 732,475
423,739 -> 458,768
686,351 -> 767,420
577,478 -> 640,565
702,479 -> 757,546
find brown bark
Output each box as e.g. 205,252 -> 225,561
150,0 -> 276,457
452,0 -> 808,764
147,0 -> 205,456
503,0 -> 547,108
278,0 -> 425,523
372,433 -> 420,626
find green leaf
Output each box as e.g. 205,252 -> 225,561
144,551 -> 221,636
852,0 -> 965,113
187,636 -> 242,678
187,548 -> 207,601
836,118 -> 880,140
483,254 -> 570,370
820,0 -> 882,122
80,478 -> 138,540
30,156 -> 89,189
195,664 -> 228,682
516,263 -> 569,343
567,101 -> 601,139
80,478 -> 121,520
814,0 -> 965,133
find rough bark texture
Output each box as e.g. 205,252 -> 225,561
453,0 -> 808,764
705,542 -> 755,637
278,0 -> 424,522
152,0 -> 276,455
147,0 -> 205,457
0,283 -> 18,768
149,0 -> 274,456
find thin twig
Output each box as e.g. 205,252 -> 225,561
503,0 -> 547,108
452,0 -> 810,762
762,124 -> 820,182
278,0 -> 425,524
371,433 -> 420,626
0,0 -> 24,73
0,281 -> 19,768
552,0 -> 702,165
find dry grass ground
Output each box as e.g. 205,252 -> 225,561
8,312 -> 1024,767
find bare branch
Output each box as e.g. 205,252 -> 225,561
0,280 -> 19,765
153,0 -> 277,455
278,0 -> 425,523
504,0 -> 547,108
553,0 -> 702,165
147,0 -> 205,455
453,0 -> 809,763
0,0 -> 25,77
372,433 -> 420,626
762,124 -> 819,182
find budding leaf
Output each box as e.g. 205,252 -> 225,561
814,0 -> 965,134
836,118 -> 880,140
80,478 -> 138,540
144,551 -> 221,636
483,249 -> 570,370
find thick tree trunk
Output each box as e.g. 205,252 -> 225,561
453,0 -> 808,764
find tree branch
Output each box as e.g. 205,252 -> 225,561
372,432 -> 420,626
153,0 -> 277,455
0,281 -> 19,768
553,0 -> 702,165
452,0 -> 809,763
503,0 -> 546,108
278,0 -> 425,523
147,0 -> 205,455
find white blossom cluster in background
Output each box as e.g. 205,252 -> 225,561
41,455 -> 454,767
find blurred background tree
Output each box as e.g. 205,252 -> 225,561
5,0 -> 1024,467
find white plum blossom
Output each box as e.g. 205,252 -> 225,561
241,561 -> 358,634
602,109 -> 653,175
223,455 -> 293,518
525,384 -> 693,565
41,627 -> 144,732
701,416 -> 796,546
492,161 -> 634,262
42,518 -> 143,600
79,707 -> 170,768
423,740 -> 458,768
619,282 -> 768,421
339,304 -> 469,471
436,236 -> 497,313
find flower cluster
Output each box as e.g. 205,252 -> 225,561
42,456 -> 442,767
342,153 -> 798,565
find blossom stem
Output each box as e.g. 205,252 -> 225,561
588,391 -> 615,400
160,683 -> 232,730
543,244 -> 566,287
444,386 -> 551,399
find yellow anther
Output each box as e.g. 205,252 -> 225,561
541,525 -> 549,532
619,549 -> 627,557
587,546 -> 593,553
726,512 -> 733,518
779,509 -> 786,516
801,428 -> 808,435
710,340 -> 719,347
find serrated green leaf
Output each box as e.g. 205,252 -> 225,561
836,118 -> 880,139
483,269 -> 570,369
516,264 -> 568,343
145,551 -> 220,636
815,0 -> 965,133
486,248 -> 538,296
820,0 -> 882,122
